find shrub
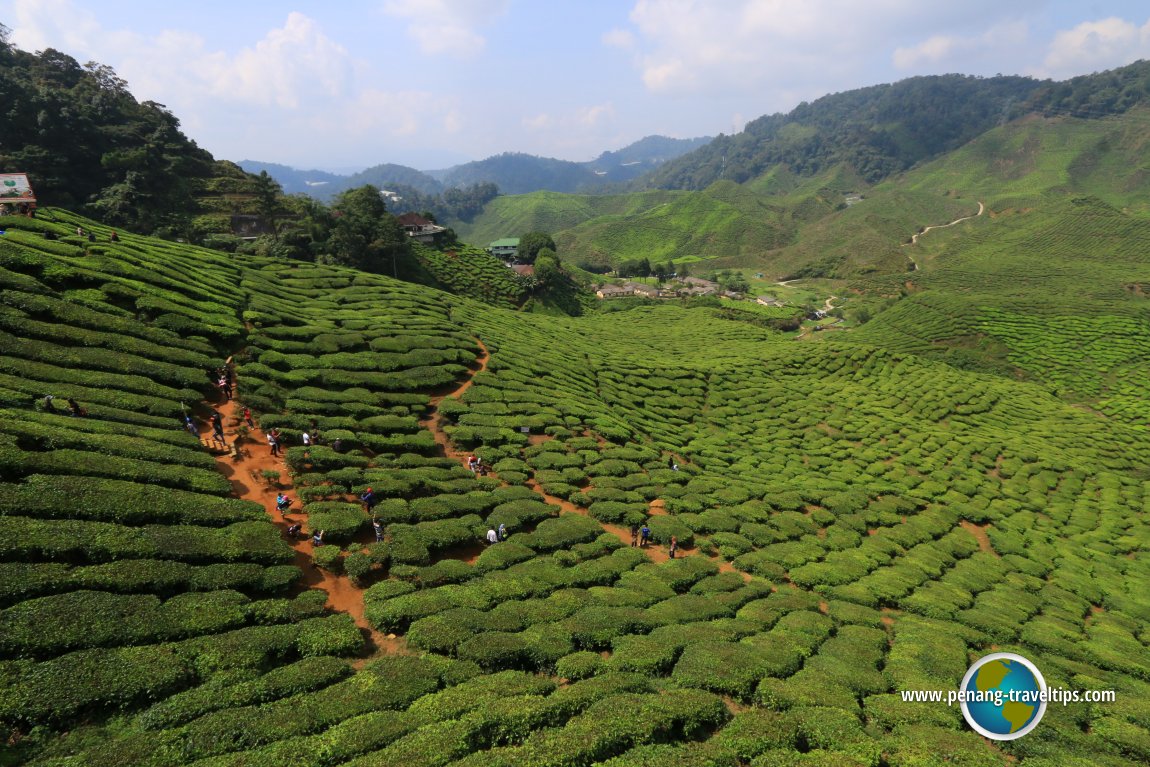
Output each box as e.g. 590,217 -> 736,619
456,631 -> 531,671
475,541 -> 536,572
515,514 -> 603,551
295,614 -> 362,657
345,551 -> 374,585
556,651 -> 604,681
312,545 -> 342,572
672,641 -> 776,699
305,502 -> 366,544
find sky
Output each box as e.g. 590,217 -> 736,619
8,1 -> 1150,171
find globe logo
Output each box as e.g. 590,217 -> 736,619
960,652 -> 1047,740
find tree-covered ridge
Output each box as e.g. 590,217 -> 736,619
0,26 -> 245,235
649,74 -> 1042,190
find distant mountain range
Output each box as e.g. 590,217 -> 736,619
238,134 -> 711,201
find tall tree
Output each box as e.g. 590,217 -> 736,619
253,170 -> 283,239
518,231 -> 557,264
323,185 -> 410,276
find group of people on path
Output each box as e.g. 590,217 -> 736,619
630,523 -> 678,558
467,455 -> 489,475
41,394 -> 86,417
485,523 -> 507,544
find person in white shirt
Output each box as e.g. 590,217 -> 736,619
302,431 -> 311,446
486,528 -> 498,544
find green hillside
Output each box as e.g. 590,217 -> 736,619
456,168 -> 972,276
455,107 -> 1150,281
2,180 -> 1150,765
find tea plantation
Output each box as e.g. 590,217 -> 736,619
2,195 -> 1150,767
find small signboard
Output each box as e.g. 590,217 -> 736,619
0,174 -> 35,203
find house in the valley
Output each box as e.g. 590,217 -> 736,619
679,276 -> 719,290
757,295 -> 784,307
396,213 -> 447,244
624,282 -> 660,298
487,238 -> 520,260
596,284 -> 634,299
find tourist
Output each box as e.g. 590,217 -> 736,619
286,523 -> 302,539
373,518 -> 384,542
360,487 -> 377,512
243,407 -> 254,428
184,414 -> 197,434
276,493 -> 292,513
467,455 -> 478,472
486,528 -> 498,545
210,412 -> 225,442
669,536 -> 678,559
302,431 -> 311,446
498,523 -> 507,541
312,530 -> 324,546
267,430 -> 279,456
630,525 -> 638,547
640,523 -> 651,547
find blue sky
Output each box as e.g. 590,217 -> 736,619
8,2 -> 1150,171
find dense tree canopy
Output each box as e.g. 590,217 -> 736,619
0,34 -> 217,233
315,186 -> 411,276
648,74 -> 1043,190
517,231 -> 557,264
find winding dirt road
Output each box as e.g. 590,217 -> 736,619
904,201 -> 985,270
206,396 -> 403,658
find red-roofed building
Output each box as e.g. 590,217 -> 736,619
396,212 -> 447,243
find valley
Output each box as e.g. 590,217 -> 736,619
4,35 -> 1150,767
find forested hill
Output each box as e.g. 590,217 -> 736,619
436,153 -> 601,195
648,74 -> 1041,190
0,25 -> 246,235
649,61 -> 1150,192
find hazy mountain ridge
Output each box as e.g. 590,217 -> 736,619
243,134 -> 712,201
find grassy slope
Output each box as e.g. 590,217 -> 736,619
7,113 -> 1150,764
454,109 -> 1150,283
453,166 -> 976,278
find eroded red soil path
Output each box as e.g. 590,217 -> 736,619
207,334 -> 752,661
205,395 -> 403,657
419,341 -> 749,578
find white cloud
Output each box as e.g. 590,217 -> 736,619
382,0 -> 509,56
224,13 -> 351,108
579,103 -> 615,127
6,3 -> 464,166
1040,17 -> 1150,79
602,27 -> 635,49
893,21 -> 1028,71
523,113 -> 554,131
8,0 -> 102,55
623,0 -> 1047,99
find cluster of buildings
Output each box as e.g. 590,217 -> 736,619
595,276 -> 737,300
